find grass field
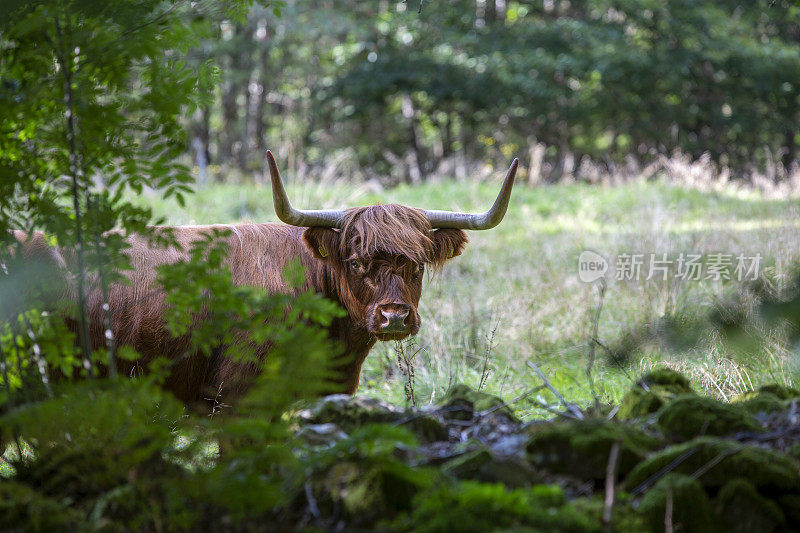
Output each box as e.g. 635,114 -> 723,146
139,176 -> 800,418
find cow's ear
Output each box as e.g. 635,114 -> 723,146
429,229 -> 468,267
303,227 -> 341,261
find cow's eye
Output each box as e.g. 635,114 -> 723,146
349,259 -> 362,271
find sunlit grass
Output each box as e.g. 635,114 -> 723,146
138,178 -> 800,418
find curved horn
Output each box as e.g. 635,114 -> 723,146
267,150 -> 346,227
422,158 -> 519,230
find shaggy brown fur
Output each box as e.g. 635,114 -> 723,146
340,205 -> 435,266
9,205 -> 468,406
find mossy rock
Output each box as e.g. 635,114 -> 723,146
442,447 -> 540,488
638,367 -> 694,390
568,495 -> 647,532
320,460 -> 421,525
297,394 -> 448,443
525,419 -> 661,481
638,474 -> 714,533
298,394 -> 402,431
617,367 -> 695,420
391,481 -> 600,532
403,414 -> 450,443
734,391 -> 788,415
778,494 -> 800,527
656,394 -> 762,440
790,443 -> 800,464
732,384 -> 799,415
295,422 -> 349,446
626,437 -> 800,494
436,384 -> 517,422
0,481 -> 83,532
617,388 -> 667,420
756,384 -> 799,400
715,479 -> 785,533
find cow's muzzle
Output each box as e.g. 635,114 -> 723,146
369,302 -> 418,340
378,303 -> 410,333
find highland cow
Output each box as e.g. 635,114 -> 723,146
8,151 -> 518,405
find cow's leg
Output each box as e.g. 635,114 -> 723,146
333,345 -> 372,395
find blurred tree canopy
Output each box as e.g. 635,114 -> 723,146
188,0 -> 800,182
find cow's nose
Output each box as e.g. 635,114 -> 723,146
378,304 -> 410,332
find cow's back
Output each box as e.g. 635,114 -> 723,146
11,224 -> 319,405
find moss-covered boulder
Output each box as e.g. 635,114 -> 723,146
391,481 -> 600,532
296,394 -> 448,443
294,422 -> 348,446
397,414 -> 450,444
569,495 -> 647,532
732,384 -> 798,415
297,394 -> 403,430
637,474 -> 714,533
617,388 -> 667,420
617,367 -> 694,420
626,437 -> 800,494
778,494 -> 800,527
656,394 -> 762,440
442,447 -> 539,488
436,384 -> 517,422
734,391 -> 787,416
525,419 -> 661,481
715,479 -> 785,533
309,425 -> 431,527
757,384 -> 800,400
319,460 -> 421,524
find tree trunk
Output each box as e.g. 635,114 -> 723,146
784,126 -> 797,171
401,94 -> 424,184
255,48 -> 270,152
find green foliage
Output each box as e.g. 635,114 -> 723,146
755,383 -> 800,400
158,230 -> 343,355
0,308 -> 76,399
0,0 -> 211,237
0,257 -> 350,528
0,481 -> 83,532
0,0 -> 252,394
1,379 -> 195,530
732,384 -> 799,415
